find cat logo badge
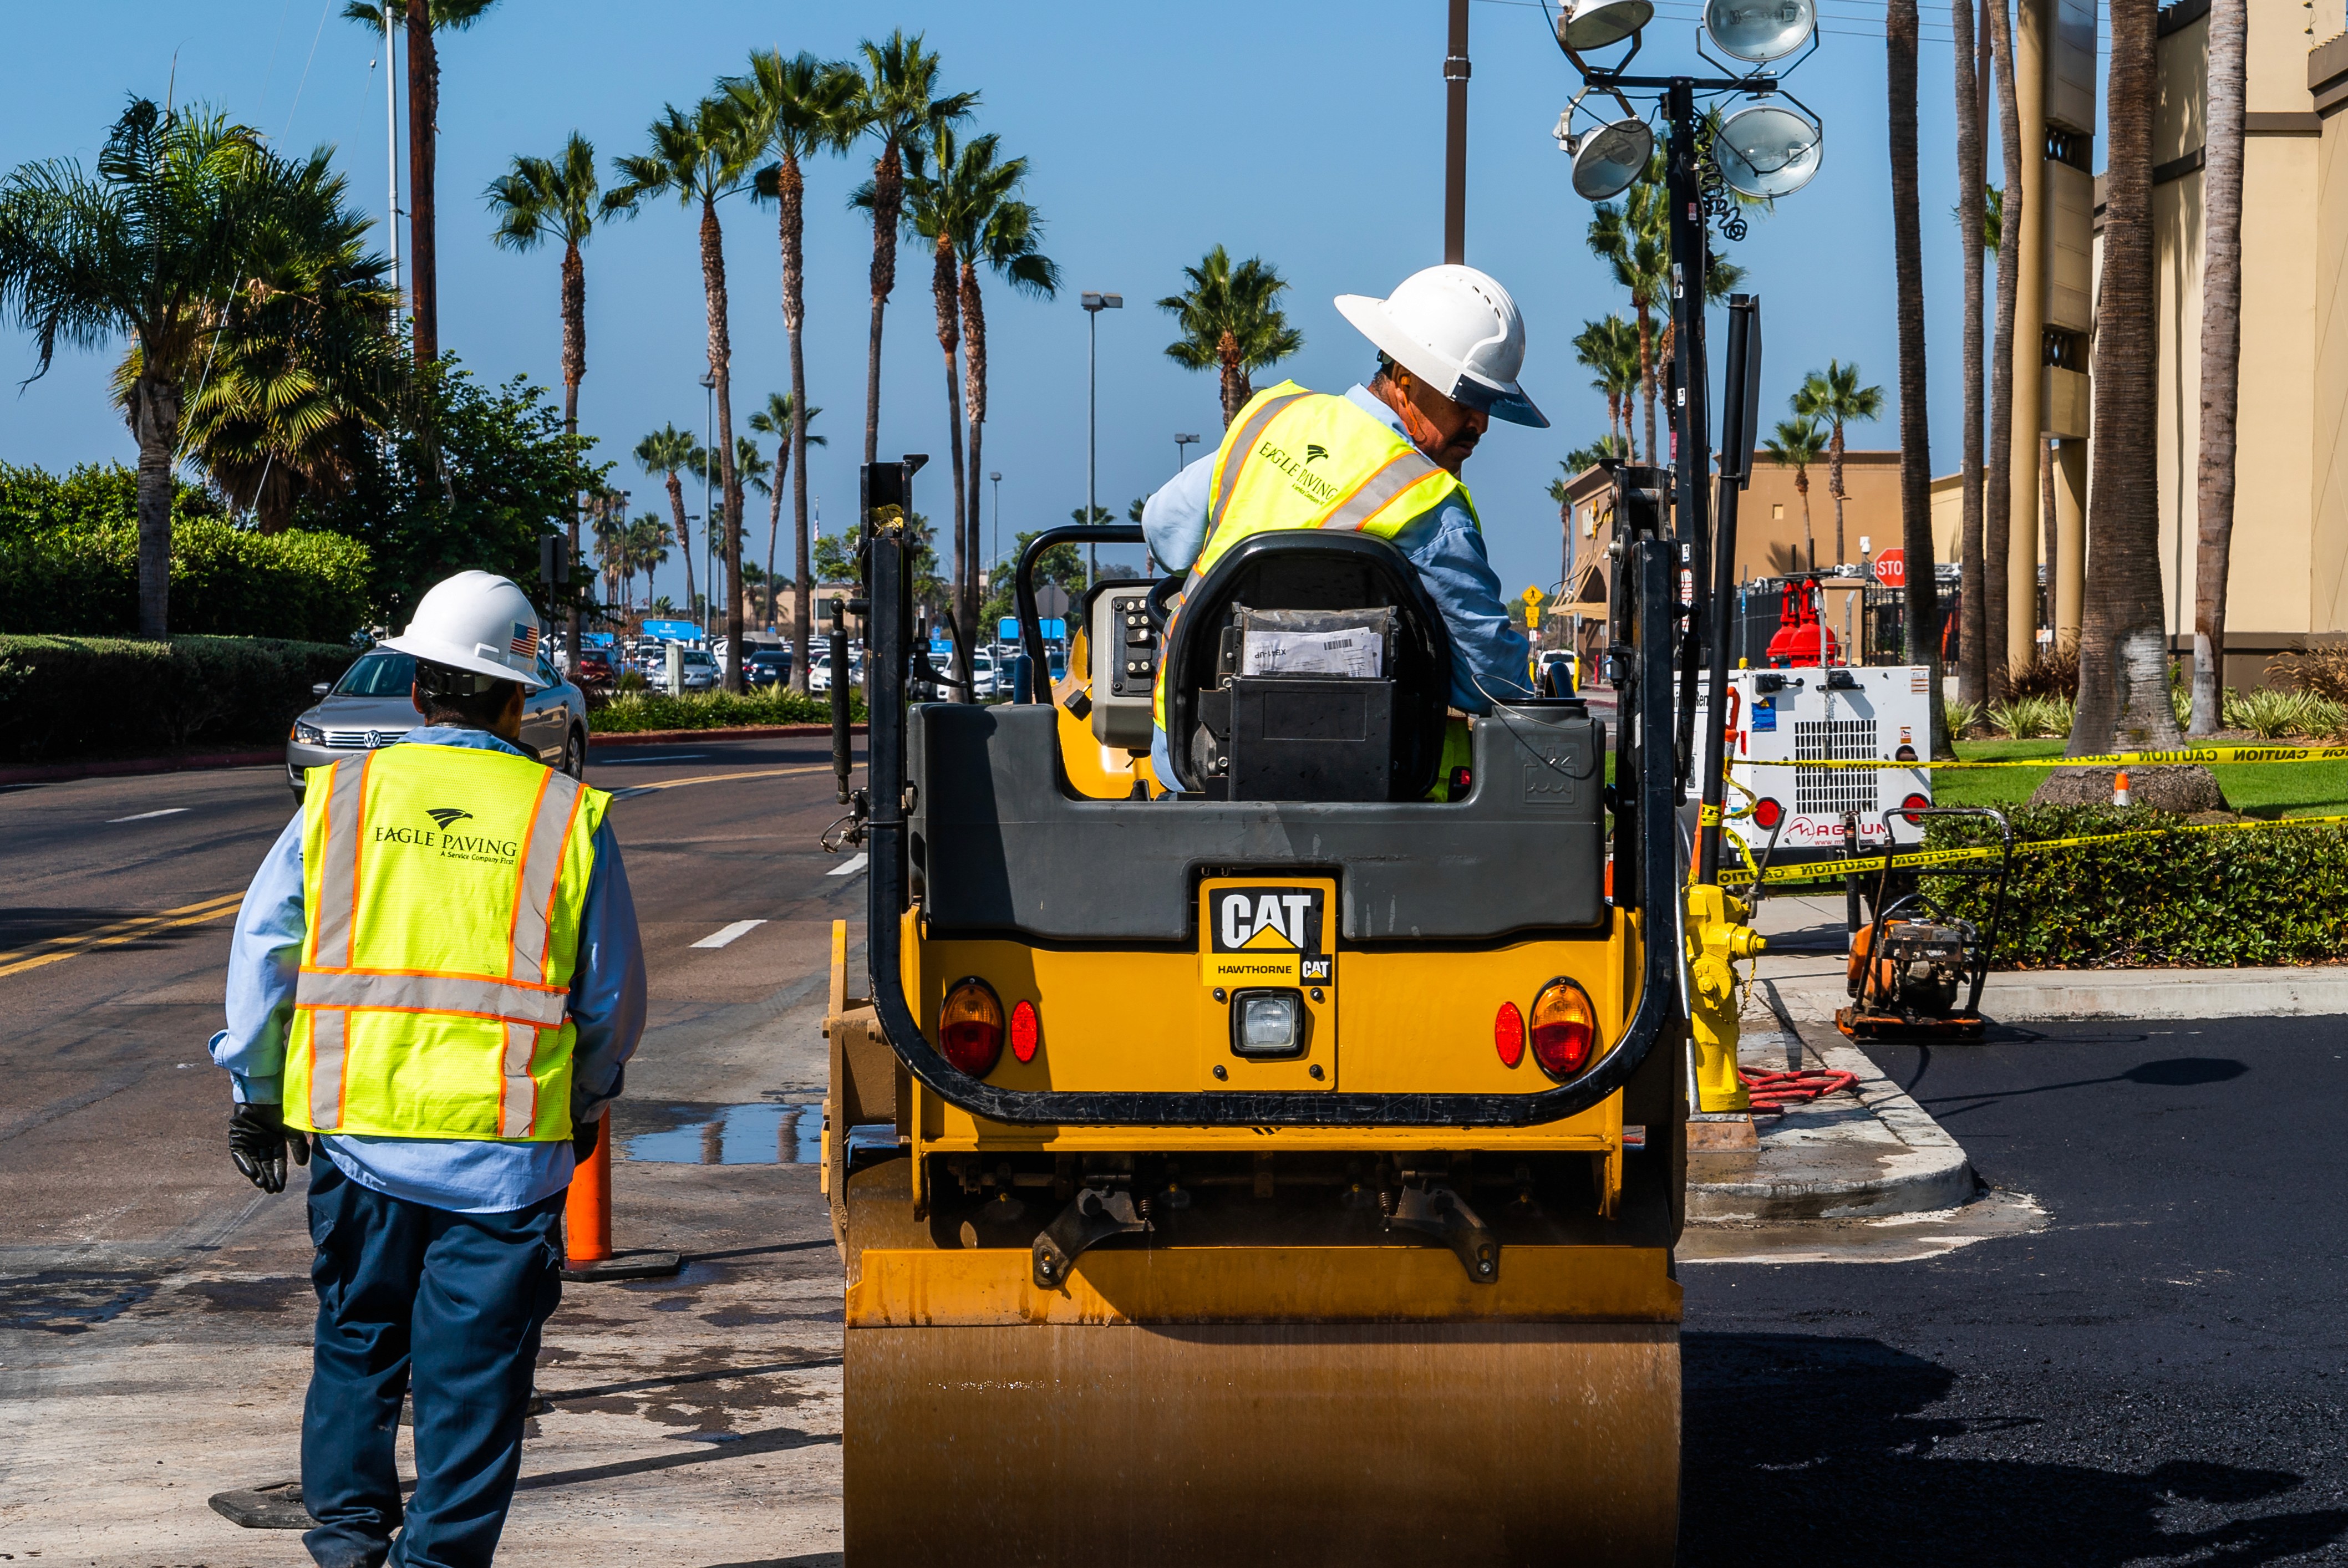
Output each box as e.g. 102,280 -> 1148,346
1200,883 -> 1331,989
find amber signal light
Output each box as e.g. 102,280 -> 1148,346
1529,978 -> 1599,1080
940,978 -> 1004,1076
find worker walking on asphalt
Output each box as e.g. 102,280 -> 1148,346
210,570 -> 647,1568
1143,263 -> 1544,783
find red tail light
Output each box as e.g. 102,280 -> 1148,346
1010,999 -> 1040,1063
1895,792 -> 1929,826
939,978 -> 1004,1076
1529,979 -> 1599,1080
1495,1001 -> 1526,1068
1752,797 -> 1783,831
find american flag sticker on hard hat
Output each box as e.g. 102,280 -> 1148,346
509,622 -> 540,658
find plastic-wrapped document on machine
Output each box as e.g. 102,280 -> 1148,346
1237,607 -> 1392,679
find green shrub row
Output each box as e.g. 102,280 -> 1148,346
1920,806 -> 2348,968
589,686 -> 864,733
0,634 -> 358,763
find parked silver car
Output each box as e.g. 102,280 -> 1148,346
285,646 -> 590,799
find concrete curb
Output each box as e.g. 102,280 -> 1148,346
1761,964 -> 2348,1022
0,750 -> 281,786
589,722 -> 865,749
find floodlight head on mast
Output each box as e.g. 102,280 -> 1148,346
1713,102 -> 1824,197
1557,0 -> 1653,52
1568,119 -> 1655,200
1702,0 -> 1817,62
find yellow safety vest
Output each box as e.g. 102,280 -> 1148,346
1155,382 -> 1475,729
283,744 -> 608,1142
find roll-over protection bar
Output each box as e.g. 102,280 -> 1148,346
857,459 -> 1683,1126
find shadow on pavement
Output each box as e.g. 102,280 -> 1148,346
1684,1333 -> 2348,1566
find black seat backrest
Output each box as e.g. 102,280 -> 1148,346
1161,531 -> 1452,800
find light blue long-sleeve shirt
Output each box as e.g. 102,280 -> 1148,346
208,726 -> 648,1214
1143,383 -> 1532,734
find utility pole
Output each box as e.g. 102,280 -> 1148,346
382,3 -> 400,331
1444,0 -> 1470,264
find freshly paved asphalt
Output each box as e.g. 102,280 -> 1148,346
1683,1016 -> 2348,1566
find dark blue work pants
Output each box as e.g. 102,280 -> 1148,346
300,1155 -> 565,1568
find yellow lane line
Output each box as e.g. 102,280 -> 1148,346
0,892 -> 247,981
603,763 -> 835,797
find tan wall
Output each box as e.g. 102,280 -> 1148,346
2314,53 -> 2348,635
1731,450 -> 1905,581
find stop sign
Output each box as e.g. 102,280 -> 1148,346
1873,547 -> 1906,588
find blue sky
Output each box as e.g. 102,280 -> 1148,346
3,0 -> 2002,605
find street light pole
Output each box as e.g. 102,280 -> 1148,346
989,470 -> 1003,632
1175,432 -> 1200,474
1081,292 -> 1122,585
700,370 -> 716,643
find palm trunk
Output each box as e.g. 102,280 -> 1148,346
1828,420 -> 1847,563
766,447 -> 787,630
666,469 -> 694,619
1954,0 -> 1988,712
1889,0 -> 1948,754
130,374 -> 181,638
1986,0 -> 2023,694
561,239 -> 585,659
929,230 -> 969,670
778,150 -> 814,695
2191,0 -> 2246,734
2071,0 -> 2177,753
1634,299 -> 1657,465
1797,470 -> 1815,570
962,258 -> 989,644
1217,330 -> 1245,427
699,193 -> 744,693
864,139 -> 903,469
404,0 -> 436,364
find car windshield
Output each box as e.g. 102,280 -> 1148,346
335,650 -> 416,697
682,650 -> 715,667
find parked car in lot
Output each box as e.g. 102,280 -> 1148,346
809,648 -> 862,695
286,645 -> 588,798
677,648 -> 719,690
745,645 -> 792,687
574,647 -> 615,688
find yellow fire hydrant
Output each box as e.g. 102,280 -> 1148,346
1685,883 -> 1767,1112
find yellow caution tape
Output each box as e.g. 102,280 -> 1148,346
1717,811 -> 2348,888
1735,745 -> 2348,771
1697,803 -> 1722,826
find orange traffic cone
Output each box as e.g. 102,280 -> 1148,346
563,1110 -> 681,1281
2113,768 -> 2133,807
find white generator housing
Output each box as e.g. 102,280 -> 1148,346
1689,665 -> 1934,861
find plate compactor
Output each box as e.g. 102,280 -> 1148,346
819,461 -> 1706,1565
1836,806 -> 2012,1040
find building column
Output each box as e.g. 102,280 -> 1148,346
2054,435 -> 2087,646
2008,0 -> 2051,669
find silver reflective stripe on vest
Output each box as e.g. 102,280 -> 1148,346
309,756 -> 370,970
1324,448 -> 1443,532
307,1007 -> 347,1128
1207,391 -> 1309,537
294,969 -> 570,1026
499,1020 -> 540,1138
507,771 -> 584,986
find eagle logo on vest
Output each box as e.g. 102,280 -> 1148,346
425,807 -> 474,830
1304,443 -> 1330,464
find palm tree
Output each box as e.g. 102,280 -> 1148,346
486,130 -> 599,655
606,98 -> 759,690
1986,0 -> 2024,692
748,392 -> 825,635
0,98 -> 272,635
592,506 -> 628,607
2073,0 -> 2179,753
340,0 -> 502,361
634,425 -> 702,621
1953,0 -> 1988,710
847,31 -> 978,468
2192,0 -> 2247,735
628,512 -> 673,615
1157,245 -> 1304,427
1887,0 -> 1948,754
1793,362 -> 1884,564
1572,315 -> 1641,457
1586,162 -> 1670,464
730,49 -> 858,694
1762,417 -> 1829,572
957,185 -> 1058,660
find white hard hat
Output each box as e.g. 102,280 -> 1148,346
377,571 -> 550,691
1335,264 -> 1549,429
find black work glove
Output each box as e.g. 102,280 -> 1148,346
228,1101 -> 311,1194
572,1112 -> 602,1163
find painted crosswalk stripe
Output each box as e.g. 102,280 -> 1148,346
691,919 -> 768,950
827,853 -> 868,878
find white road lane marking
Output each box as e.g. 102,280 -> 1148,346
594,753 -> 709,765
108,808 -> 189,823
691,919 -> 768,949
827,853 -> 869,878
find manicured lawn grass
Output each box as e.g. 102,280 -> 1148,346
1932,737 -> 2348,819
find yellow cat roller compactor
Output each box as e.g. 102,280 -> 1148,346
817,457 -> 1708,1565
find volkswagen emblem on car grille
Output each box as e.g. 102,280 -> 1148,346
368,731 -> 387,748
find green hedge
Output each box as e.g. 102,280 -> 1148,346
0,634 -> 358,763
0,462 -> 372,643
590,687 -> 863,734
1921,806 -> 2348,968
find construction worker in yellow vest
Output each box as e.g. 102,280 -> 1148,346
1143,264 -> 1546,785
209,570 -> 647,1568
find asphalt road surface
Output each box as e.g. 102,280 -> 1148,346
1683,1016 -> 2348,1567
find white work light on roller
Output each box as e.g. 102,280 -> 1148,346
1712,102 -> 1824,198
1702,0 -> 1818,61
1564,119 -> 1655,201
1557,0 -> 1653,52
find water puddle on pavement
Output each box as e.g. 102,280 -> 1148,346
622,1101 -> 822,1164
